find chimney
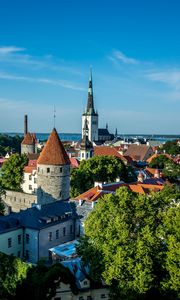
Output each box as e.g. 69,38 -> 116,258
24,114 -> 28,136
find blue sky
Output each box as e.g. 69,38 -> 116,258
0,0 -> 180,134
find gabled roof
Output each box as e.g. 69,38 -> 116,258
124,144 -> 153,161
74,181 -> 164,202
37,128 -> 70,165
94,146 -> 127,163
21,132 -> 34,145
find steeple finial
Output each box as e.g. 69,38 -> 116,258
86,67 -> 95,114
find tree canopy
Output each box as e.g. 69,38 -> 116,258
149,154 -> 172,169
162,140 -> 180,156
77,186 -> 180,299
0,252 -> 29,299
0,134 -> 22,156
0,153 -> 28,191
70,155 -> 128,197
0,185 -> 5,215
15,261 -> 78,300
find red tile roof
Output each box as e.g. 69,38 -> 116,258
69,157 -> 80,168
21,132 -> 34,145
75,182 -> 164,202
124,144 -> 153,161
94,146 -> 128,163
37,128 -> 70,165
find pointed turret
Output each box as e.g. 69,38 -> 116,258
37,128 -> 70,203
86,68 -> 95,114
82,69 -> 99,142
37,128 -> 70,165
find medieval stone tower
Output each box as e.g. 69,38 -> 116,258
82,69 -> 98,142
21,115 -> 37,155
37,128 -> 70,204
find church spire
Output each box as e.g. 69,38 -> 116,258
86,68 -> 95,114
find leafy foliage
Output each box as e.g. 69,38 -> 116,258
78,186 -> 180,299
162,140 -> 180,156
163,160 -> 180,182
15,261 -> 78,300
0,252 -> 29,299
0,134 -> 22,156
0,153 -> 28,191
0,185 -> 5,215
149,154 -> 172,169
70,155 -> 127,197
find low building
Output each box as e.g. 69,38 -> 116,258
124,144 -> 154,162
0,201 -> 76,263
22,160 -> 37,194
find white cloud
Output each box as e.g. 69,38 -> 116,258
0,72 -> 85,91
109,50 -> 139,65
146,70 -> 180,89
0,46 -> 25,54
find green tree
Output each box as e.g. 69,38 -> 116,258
149,154 -> 172,169
0,252 -> 29,299
0,153 -> 28,191
70,155 -> 127,197
163,160 -> 180,182
0,134 -> 22,156
77,186 -> 180,299
0,185 -> 5,215
15,262 -> 78,300
162,140 -> 180,156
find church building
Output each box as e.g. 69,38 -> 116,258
82,70 -> 114,144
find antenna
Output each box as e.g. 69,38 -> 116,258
53,105 -> 56,128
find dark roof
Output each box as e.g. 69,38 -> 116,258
0,201 -> 74,232
98,128 -> 110,135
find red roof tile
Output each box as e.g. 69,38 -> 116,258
21,132 -> 34,145
94,146 -> 127,163
37,128 -> 70,165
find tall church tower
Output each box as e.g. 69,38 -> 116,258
37,128 -> 70,204
82,69 -> 98,142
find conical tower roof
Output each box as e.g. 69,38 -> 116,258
37,128 -> 70,165
21,132 -> 34,145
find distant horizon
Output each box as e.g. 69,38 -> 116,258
0,1 -> 180,133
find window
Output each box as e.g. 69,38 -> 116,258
63,227 -> 66,236
29,185 -> 32,190
101,295 -> 106,298
17,251 -> 21,257
87,296 -> 92,300
48,232 -> 52,241
79,297 -> 84,300
56,229 -> 59,239
18,234 -> 21,244
38,167 -> 39,172
8,238 -> 12,248
86,153 -> 88,158
34,178 -> 37,183
47,167 -> 50,173
60,167 -> 62,173
26,234 -> 30,244
70,224 -> 73,234
29,175 -> 32,180
82,153 -> 84,158
59,191 -> 62,198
